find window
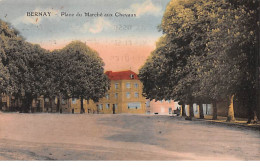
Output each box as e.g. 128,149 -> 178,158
106,94 -> 110,99
126,83 -> 131,88
167,100 -> 171,103
134,92 -> 139,98
99,104 -> 103,110
127,102 -> 141,109
115,104 -> 118,109
72,98 -> 77,104
146,101 -> 150,107
134,83 -> 138,88
126,92 -> 130,98
106,103 -> 110,109
130,74 -> 134,79
115,83 -> 119,89
115,93 -> 118,99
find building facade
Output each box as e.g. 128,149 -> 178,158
0,94 -> 90,114
95,70 -> 146,114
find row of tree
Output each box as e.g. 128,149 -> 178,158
139,0 -> 259,123
0,20 -> 109,113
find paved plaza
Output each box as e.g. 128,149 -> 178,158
0,113 -> 259,160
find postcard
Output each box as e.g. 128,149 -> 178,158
0,0 -> 259,164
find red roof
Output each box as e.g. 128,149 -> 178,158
105,70 -> 139,80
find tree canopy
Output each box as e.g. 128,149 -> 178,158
52,41 -> 109,102
0,19 -> 109,113
139,0 -> 260,121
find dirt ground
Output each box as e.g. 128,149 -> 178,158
0,112 -> 259,160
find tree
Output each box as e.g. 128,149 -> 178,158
140,0 -> 259,122
0,20 -> 23,110
1,19 -> 51,112
140,0 -> 218,119
0,59 -> 9,109
5,39 -> 49,112
197,0 -> 260,122
53,41 -> 109,113
139,37 -> 176,101
1,20 -> 110,114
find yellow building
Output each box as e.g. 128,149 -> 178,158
49,97 -> 89,114
95,70 -> 146,114
41,96 -> 100,114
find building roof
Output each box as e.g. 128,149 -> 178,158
105,70 -> 139,80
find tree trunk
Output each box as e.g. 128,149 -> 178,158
87,99 -> 89,114
181,104 -> 186,117
189,103 -> 194,118
199,103 -> 204,119
57,96 -> 62,113
21,98 -> 26,113
247,97 -> 254,124
212,101 -> 218,120
96,104 -> 99,114
49,97 -> 53,113
17,96 -> 22,111
22,94 -> 33,113
80,97 -> 84,114
42,98 -> 45,113
227,95 -> 235,122
247,103 -> 258,124
0,93 -> 2,111
247,90 -> 258,124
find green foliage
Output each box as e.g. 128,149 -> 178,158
0,58 -> 9,93
0,19 -> 109,112
139,0 -> 259,108
52,41 -> 109,102
6,39 -> 49,98
191,0 -> 259,104
0,19 -> 23,94
139,49 -> 172,100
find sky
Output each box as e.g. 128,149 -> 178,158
0,0 -> 170,72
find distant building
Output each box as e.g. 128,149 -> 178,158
0,94 -> 90,114
146,99 -> 179,115
183,104 -> 213,117
95,70 -> 146,114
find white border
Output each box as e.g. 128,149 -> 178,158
1,161 -> 260,167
